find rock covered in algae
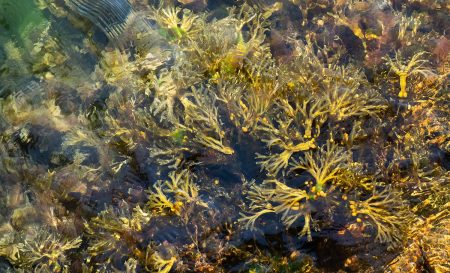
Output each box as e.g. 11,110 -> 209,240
0,0 -> 449,272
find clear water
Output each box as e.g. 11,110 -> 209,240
0,0 -> 449,272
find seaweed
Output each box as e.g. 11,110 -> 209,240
147,169 -> 206,216
291,140 -> 350,194
255,99 -> 319,176
148,249 -> 176,273
349,186 -> 411,246
84,205 -> 151,268
173,4 -> 269,79
179,86 -> 234,155
239,178 -> 314,241
149,5 -> 203,42
384,51 -> 435,98
216,56 -> 280,133
387,204 -> 450,273
323,82 -> 387,121
0,227 -> 81,271
241,141 -> 350,241
0,0 -> 449,272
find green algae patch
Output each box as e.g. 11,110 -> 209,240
0,0 -> 48,46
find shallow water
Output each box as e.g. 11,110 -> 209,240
0,0 -> 449,272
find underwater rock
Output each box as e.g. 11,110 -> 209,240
0,258 -> 14,273
336,25 -> 365,62
0,0 -> 449,272
178,0 -> 208,11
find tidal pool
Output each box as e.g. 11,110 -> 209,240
0,0 -> 449,272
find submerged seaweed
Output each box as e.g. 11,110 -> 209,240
0,0 -> 449,272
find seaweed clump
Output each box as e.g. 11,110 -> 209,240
0,0 -> 449,272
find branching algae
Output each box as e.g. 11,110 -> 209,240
384,51 -> 435,98
0,227 -> 81,272
349,186 -> 411,245
0,0 -> 448,272
241,140 -> 351,241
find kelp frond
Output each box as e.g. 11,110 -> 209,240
291,140 -> 350,193
349,187 -> 411,245
297,98 -> 328,139
256,99 -> 321,176
150,5 -> 204,42
84,205 -> 151,264
0,228 -> 81,271
147,169 -> 205,216
180,86 -> 233,154
178,4 -> 268,78
240,179 -> 314,241
146,247 -> 177,273
387,204 -> 450,272
323,84 -> 387,121
216,57 -> 280,133
384,51 -> 435,98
